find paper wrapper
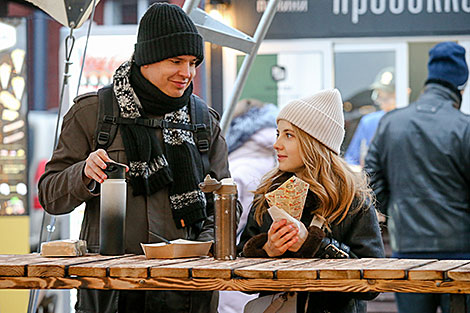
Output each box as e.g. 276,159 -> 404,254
268,206 -> 308,252
141,239 -> 212,259
41,239 -> 87,257
265,175 -> 309,220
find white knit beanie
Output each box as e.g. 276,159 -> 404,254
277,89 -> 345,155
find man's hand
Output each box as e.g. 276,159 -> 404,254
83,149 -> 114,183
263,219 -> 299,257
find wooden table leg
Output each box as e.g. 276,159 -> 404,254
450,294 -> 467,313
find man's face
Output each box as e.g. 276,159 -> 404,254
140,55 -> 198,98
372,89 -> 396,112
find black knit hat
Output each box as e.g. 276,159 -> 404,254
134,3 -> 204,67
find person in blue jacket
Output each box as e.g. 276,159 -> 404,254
345,67 -> 396,166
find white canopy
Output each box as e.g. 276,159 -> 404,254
25,0 -> 101,28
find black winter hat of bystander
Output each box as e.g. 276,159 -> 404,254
427,42 -> 468,90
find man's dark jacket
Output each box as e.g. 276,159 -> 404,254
365,83 -> 470,253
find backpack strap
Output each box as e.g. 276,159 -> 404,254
95,85 -> 119,151
110,116 -> 205,131
190,95 -> 212,175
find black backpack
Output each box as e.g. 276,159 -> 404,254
94,85 -> 212,174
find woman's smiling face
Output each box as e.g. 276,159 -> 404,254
273,120 -> 305,174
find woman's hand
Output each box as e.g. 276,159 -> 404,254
287,223 -> 308,252
263,219 -> 299,257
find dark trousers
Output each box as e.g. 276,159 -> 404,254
393,252 -> 470,313
77,289 -> 218,313
395,293 -> 470,313
117,290 -> 219,313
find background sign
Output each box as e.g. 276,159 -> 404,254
66,28 -> 137,106
232,0 -> 470,38
0,18 -> 28,216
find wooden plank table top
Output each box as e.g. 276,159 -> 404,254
448,262 -> 470,282
1,254 -> 470,295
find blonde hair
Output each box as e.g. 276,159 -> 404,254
253,124 -> 372,226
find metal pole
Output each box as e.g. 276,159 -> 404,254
220,0 -> 280,135
137,0 -> 148,20
28,0 -> 97,308
193,0 -> 207,101
182,0 -> 201,14
28,27 -> 75,313
33,10 -> 48,110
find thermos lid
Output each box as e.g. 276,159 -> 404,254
216,178 -> 237,194
104,162 -> 127,179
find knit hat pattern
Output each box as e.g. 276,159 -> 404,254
277,89 -> 345,155
134,3 -> 204,66
427,42 -> 468,90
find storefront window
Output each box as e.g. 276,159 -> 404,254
335,49 -> 395,157
224,40 -> 331,110
237,52 -> 324,108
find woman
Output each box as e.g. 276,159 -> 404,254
238,89 -> 385,313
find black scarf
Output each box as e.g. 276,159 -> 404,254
113,60 -> 206,228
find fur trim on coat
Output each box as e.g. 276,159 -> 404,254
242,233 -> 269,257
292,226 -> 325,258
242,226 -> 325,258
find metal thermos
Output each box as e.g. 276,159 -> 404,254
199,175 -> 238,260
100,162 -> 127,255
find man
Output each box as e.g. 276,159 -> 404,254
345,67 -> 396,166
365,42 -> 470,313
39,3 -> 232,313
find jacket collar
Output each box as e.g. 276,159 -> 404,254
423,83 -> 461,109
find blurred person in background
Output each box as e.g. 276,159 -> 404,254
345,67 -> 396,167
365,42 -> 470,313
218,98 -> 278,313
226,99 -> 279,241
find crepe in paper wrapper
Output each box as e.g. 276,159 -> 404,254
265,175 -> 309,220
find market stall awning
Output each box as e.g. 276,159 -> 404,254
25,0 -> 100,28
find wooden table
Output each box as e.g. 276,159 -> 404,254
1,254 -> 470,311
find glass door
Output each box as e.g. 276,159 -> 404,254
333,43 -> 408,162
